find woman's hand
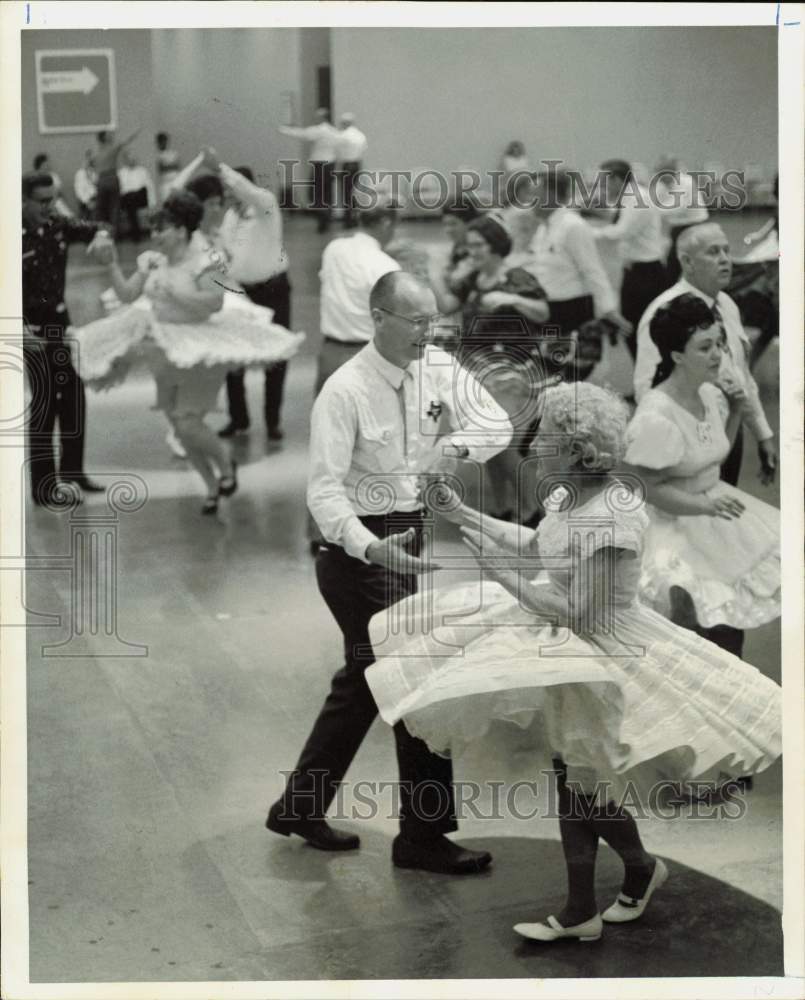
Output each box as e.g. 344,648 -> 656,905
718,374 -> 750,414
88,230 -> 117,265
706,493 -> 746,520
478,290 -> 515,311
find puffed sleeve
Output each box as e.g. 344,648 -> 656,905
569,498 -> 649,559
624,408 -> 686,469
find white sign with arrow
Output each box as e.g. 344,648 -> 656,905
39,66 -> 101,96
35,49 -> 117,135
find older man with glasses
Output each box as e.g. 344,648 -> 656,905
267,271 -> 513,874
21,171 -> 107,506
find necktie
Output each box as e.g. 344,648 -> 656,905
711,300 -> 733,360
397,372 -> 412,461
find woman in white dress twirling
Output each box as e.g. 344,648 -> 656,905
623,292 -> 780,657
365,381 -> 781,945
75,190 -> 303,513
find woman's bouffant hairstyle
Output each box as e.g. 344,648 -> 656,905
149,189 -> 204,236
466,215 -> 512,258
540,382 -> 630,471
649,293 -> 717,387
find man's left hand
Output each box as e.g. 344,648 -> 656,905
758,437 -> 777,486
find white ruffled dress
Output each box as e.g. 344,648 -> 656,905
624,384 -> 780,629
364,484 -> 781,797
72,250 -> 304,394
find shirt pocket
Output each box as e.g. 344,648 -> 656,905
358,422 -> 399,473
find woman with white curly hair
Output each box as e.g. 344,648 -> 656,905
365,380 -> 780,946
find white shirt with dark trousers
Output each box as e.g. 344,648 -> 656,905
217,163 -> 291,432
593,184 -> 668,337
308,339 -> 513,560
280,339 -> 512,840
530,207 -> 618,322
338,126 -> 368,163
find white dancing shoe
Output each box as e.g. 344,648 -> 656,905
165,429 -> 187,459
602,857 -> 669,923
513,913 -> 603,942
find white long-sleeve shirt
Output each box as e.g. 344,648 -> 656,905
529,207 -> 617,315
218,163 -> 287,284
320,232 -> 400,342
592,184 -> 665,264
337,125 -> 368,162
280,122 -> 341,162
633,277 -> 773,442
308,340 -> 513,561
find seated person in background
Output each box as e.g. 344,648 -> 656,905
33,153 -> 73,217
73,149 -> 98,219
118,149 -> 156,242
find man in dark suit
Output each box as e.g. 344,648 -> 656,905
22,171 -> 105,505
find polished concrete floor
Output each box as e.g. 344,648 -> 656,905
23,213 -> 784,983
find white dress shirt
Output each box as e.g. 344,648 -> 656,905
308,340 -> 513,561
74,166 -> 97,206
338,125 -> 368,162
320,231 -> 400,343
118,165 -> 156,206
529,207 -> 617,315
280,123 -> 341,162
633,277 -> 773,442
217,163 -> 288,285
593,184 -> 664,264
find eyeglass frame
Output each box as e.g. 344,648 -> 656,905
375,307 -> 440,330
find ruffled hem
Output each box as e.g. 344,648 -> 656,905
392,633 -> 781,800
640,544 -> 781,629
72,304 -> 304,384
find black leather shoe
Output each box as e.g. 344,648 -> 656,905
392,834 -> 492,874
265,803 -> 360,851
218,422 -> 250,439
267,425 -> 284,441
61,476 -> 105,493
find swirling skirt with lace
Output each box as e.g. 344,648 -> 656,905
639,484 -> 780,630
72,296 -> 305,390
365,580 -> 781,799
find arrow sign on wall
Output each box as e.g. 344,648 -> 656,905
39,66 -> 99,95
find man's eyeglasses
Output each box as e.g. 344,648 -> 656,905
376,308 -> 440,330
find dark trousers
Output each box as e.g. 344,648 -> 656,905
340,160 -> 362,227
120,187 -> 148,240
281,512 -> 457,839
312,160 -> 335,231
95,173 -> 121,234
23,336 -> 86,502
546,294 -> 595,382
620,261 -> 668,358
225,272 -> 292,431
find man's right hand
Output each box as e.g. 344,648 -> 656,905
366,528 -> 441,575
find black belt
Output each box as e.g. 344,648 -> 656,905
323,335 -> 368,347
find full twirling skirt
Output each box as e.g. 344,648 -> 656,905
72,293 -> 305,391
365,580 -> 781,799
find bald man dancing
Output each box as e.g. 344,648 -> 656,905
267,272 -> 513,873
